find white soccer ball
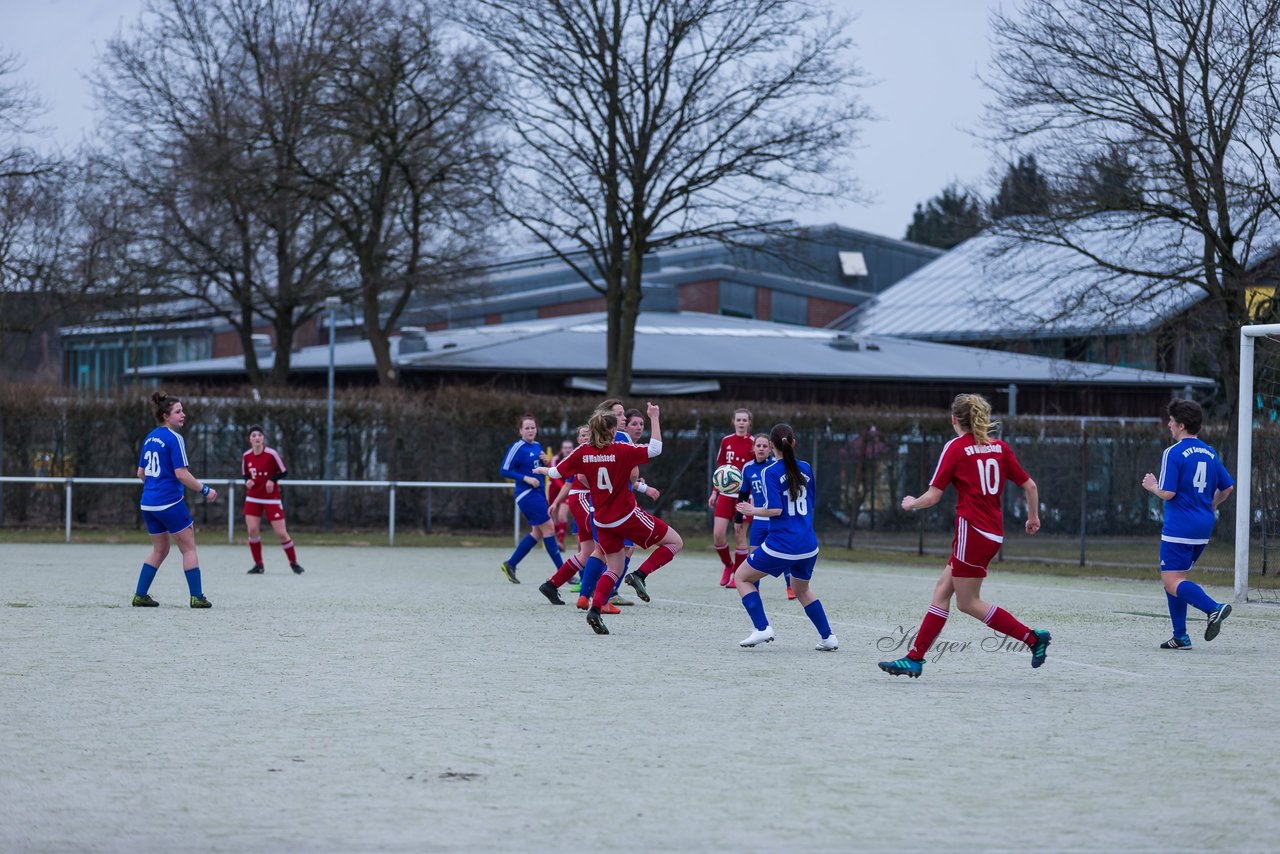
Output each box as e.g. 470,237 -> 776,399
712,464 -> 743,495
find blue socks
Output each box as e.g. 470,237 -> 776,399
1165,591 -> 1188,638
184,567 -> 202,598
741,591 -> 769,630
507,534 -> 537,568
804,599 -> 832,638
543,537 -> 563,570
579,556 -> 606,600
1176,579 -> 1219,615
135,563 -> 158,597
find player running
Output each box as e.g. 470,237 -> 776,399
538,402 -> 682,635
499,414 -> 564,584
733,423 -> 837,650
242,425 -> 303,574
710,409 -> 754,586
740,433 -> 793,599
549,437 -> 577,551
131,390 -> 217,609
879,394 -> 1050,678
1141,399 -> 1235,650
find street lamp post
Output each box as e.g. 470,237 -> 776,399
323,296 -> 341,531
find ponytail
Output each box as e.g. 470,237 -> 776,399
952,393 -> 998,444
151,390 -> 180,424
769,423 -> 803,502
587,410 -> 615,448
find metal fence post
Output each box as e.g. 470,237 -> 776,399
389,482 -> 396,546
514,501 -> 520,546
65,478 -> 73,543
1079,423 -> 1089,567
227,480 -> 235,544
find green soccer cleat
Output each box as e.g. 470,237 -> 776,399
190,595 -> 212,609
132,594 -> 159,607
878,657 -> 923,678
1029,629 -> 1051,668
1204,604 -> 1231,642
624,571 -> 650,603
569,582 -> 581,593
501,561 -> 520,584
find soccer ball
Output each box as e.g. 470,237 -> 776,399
712,464 -> 743,495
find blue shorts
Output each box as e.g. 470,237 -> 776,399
142,502 -> 193,536
749,521 -> 769,549
517,489 -> 551,527
1160,540 -> 1206,573
746,547 -> 816,580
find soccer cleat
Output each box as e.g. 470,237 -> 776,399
610,594 -> 634,607
190,595 -> 212,609
131,594 -> 159,607
576,595 -> 589,610
879,657 -> 923,678
290,562 -> 305,575
247,564 -> 264,574
719,566 -> 732,587
1029,629 -> 1051,668
599,602 -> 622,615
815,634 -> 839,652
569,582 -> 581,593
739,626 -> 775,647
1160,635 -> 1193,650
538,581 -> 565,605
726,576 -> 737,589
786,586 -> 796,600
1204,603 -> 1232,642
501,561 -> 520,584
586,606 -> 609,635
624,571 -> 650,603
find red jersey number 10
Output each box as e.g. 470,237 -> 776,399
976,458 -> 1001,495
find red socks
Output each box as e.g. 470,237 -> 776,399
592,573 -> 619,609
637,544 -> 678,577
715,544 -> 732,568
281,539 -> 297,564
983,605 -> 1035,645
909,605 -> 949,660
733,549 -> 748,570
549,554 -> 583,587
249,537 -> 263,565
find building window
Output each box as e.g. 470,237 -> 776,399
772,291 -> 808,325
719,281 -> 755,318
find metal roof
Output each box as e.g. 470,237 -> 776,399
137,310 -> 1214,389
847,219 -> 1220,340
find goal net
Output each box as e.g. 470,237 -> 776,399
1236,324 -> 1280,603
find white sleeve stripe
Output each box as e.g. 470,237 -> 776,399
502,441 -> 522,470
1157,444 -> 1172,488
930,436 -> 959,484
170,428 -> 190,467
267,448 -> 286,471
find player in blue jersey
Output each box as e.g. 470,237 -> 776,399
733,423 -> 837,651
131,390 -> 218,608
499,414 -> 563,584
739,433 -> 794,599
1142,399 -> 1235,649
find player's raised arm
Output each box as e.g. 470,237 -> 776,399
646,401 -> 662,456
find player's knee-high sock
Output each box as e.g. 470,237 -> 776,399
550,554 -> 583,587
740,590 -> 769,630
184,567 -> 203,598
982,604 -> 1035,645
592,573 -> 619,609
281,539 -> 297,564
637,544 -> 678,577
543,537 -> 563,570
733,549 -> 748,570
715,544 -> 732,568
1175,579 -> 1220,615
803,599 -> 832,639
248,537 -> 263,565
135,563 -> 158,597
908,605 -> 948,661
1166,591 -> 1189,637
554,520 -> 567,546
578,555 -> 606,599
507,533 -> 537,568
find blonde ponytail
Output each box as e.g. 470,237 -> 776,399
952,394 -> 999,444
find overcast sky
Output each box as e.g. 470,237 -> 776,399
1,0 -> 1004,240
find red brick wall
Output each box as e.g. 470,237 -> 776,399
808,297 -> 852,328
755,288 -> 771,321
678,280 -> 719,314
485,313 -> 503,325
539,296 -> 607,318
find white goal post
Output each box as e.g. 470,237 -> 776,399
1234,323 -> 1280,602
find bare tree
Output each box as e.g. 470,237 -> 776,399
985,0 -> 1280,426
304,1 -> 502,385
466,0 -> 867,395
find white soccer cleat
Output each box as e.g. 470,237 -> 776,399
815,634 -> 839,652
739,626 -> 775,647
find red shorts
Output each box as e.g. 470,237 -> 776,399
568,492 -> 594,543
948,517 -> 1002,578
244,501 -> 285,522
712,492 -> 740,521
594,507 -> 670,554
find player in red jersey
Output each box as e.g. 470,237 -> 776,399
242,425 -> 303,574
710,408 -> 755,586
549,437 -> 576,550
538,402 -> 682,634
878,394 -> 1049,678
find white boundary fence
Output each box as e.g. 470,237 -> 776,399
0,477 -> 519,546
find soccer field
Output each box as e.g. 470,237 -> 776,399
1,544 -> 1278,853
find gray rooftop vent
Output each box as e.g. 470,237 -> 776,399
250,334 -> 272,360
829,332 -> 861,351
400,326 -> 429,355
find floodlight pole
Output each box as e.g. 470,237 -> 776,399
324,296 -> 341,532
